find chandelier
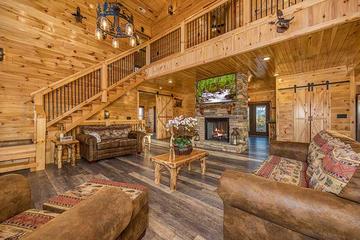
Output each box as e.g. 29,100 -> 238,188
95,1 -> 139,48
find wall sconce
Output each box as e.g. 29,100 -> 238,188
0,48 -> 4,62
104,110 -> 110,119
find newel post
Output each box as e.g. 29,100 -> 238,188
34,94 -> 46,171
180,21 -> 186,53
101,63 -> 108,103
243,0 -> 252,25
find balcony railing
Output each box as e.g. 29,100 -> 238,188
251,0 -> 304,21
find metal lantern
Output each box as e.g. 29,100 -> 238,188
230,128 -> 241,145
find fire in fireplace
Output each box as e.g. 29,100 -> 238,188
205,118 -> 230,142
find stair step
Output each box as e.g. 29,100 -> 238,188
0,144 -> 36,162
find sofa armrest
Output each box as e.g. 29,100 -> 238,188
218,170 -> 360,240
128,131 -> 146,153
270,141 -> 309,162
0,174 -> 32,222
76,133 -> 97,146
23,187 -> 133,240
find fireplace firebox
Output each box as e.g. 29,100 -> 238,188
205,118 -> 230,142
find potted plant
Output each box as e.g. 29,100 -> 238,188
167,116 -> 198,156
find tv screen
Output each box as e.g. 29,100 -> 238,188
196,74 -> 236,104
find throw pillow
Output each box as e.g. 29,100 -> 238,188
309,145 -> 360,194
84,131 -> 102,143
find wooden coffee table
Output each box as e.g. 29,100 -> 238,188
150,149 -> 208,191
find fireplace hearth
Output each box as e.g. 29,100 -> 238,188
205,118 -> 229,142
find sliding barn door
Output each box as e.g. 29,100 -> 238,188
156,95 -> 173,139
310,86 -> 330,138
294,88 -> 311,143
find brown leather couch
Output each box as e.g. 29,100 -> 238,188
77,125 -> 146,162
218,131 -> 360,240
0,174 -> 148,240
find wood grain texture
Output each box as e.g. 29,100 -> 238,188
0,0 -> 152,141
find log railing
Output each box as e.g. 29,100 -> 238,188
150,28 -> 181,63
251,0 -> 304,21
186,0 -> 244,48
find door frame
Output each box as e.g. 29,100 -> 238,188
357,94 -> 360,141
248,102 -> 270,136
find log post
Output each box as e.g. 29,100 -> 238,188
243,0 -> 252,25
180,21 -> 186,53
101,63 -> 108,103
146,44 -> 151,65
34,95 -> 46,171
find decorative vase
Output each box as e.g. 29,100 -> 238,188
174,144 -> 193,155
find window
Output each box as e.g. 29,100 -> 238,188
138,106 -> 145,120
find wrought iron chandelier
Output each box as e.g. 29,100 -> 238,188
95,1 -> 139,48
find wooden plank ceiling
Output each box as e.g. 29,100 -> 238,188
145,20 -> 360,93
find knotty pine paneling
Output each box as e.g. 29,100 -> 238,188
0,0 -> 152,141
276,66 -> 354,142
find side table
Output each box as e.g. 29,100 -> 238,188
51,139 -> 79,169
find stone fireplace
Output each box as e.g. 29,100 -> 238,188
194,73 -> 249,153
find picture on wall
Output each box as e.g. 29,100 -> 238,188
196,74 -> 236,104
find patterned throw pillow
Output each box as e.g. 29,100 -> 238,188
84,131 -> 102,143
309,144 -> 360,194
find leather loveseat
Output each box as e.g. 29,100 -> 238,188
0,174 -> 148,240
218,131 -> 360,240
77,124 -> 146,162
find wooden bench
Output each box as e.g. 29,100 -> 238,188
0,144 -> 37,173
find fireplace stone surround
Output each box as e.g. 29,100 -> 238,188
194,73 -> 249,153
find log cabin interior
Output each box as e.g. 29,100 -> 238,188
1,0 -> 360,239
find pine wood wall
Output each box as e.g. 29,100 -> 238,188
0,0 -> 153,142
276,66 -> 355,142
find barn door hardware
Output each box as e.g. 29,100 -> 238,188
0,48 -> 4,62
326,81 -> 330,90
279,80 -> 350,91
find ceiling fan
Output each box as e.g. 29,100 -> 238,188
269,10 -> 294,33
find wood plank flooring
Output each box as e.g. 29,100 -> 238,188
15,138 -> 268,240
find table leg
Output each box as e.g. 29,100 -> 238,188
154,163 -> 161,185
200,157 -> 206,175
71,144 -> 76,166
188,163 -> 192,171
57,145 -> 63,169
67,146 -> 72,163
169,168 -> 177,191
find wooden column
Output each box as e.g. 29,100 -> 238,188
243,0 -> 252,25
101,63 -> 108,103
350,68 -> 356,139
34,95 -> 46,171
146,44 -> 151,65
180,21 -> 186,53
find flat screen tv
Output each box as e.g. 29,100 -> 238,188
196,74 -> 236,104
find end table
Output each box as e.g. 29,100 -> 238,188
51,139 -> 79,169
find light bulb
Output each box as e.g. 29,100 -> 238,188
129,36 -> 137,47
112,38 -> 119,48
100,17 -> 109,30
125,23 -> 134,36
95,28 -> 102,40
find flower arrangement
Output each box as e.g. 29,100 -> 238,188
167,116 -> 198,155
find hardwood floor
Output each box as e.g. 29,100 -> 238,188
16,142 -> 268,240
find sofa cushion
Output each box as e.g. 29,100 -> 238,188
254,155 -> 308,187
43,179 -> 148,219
0,209 -> 58,240
97,138 -> 137,150
309,145 -> 360,194
83,131 -> 102,143
81,125 -> 131,141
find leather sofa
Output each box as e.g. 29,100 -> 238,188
218,131 -> 360,240
0,174 -> 148,240
77,124 -> 146,162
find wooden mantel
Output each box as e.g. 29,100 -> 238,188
145,0 -> 360,80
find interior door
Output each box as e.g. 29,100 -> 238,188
156,95 -> 173,139
311,86 -> 330,138
249,103 -> 270,136
294,88 -> 310,143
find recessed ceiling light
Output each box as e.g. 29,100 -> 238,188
274,73 -> 279,77
263,56 -> 271,61
168,79 -> 173,84
159,86 -> 163,90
